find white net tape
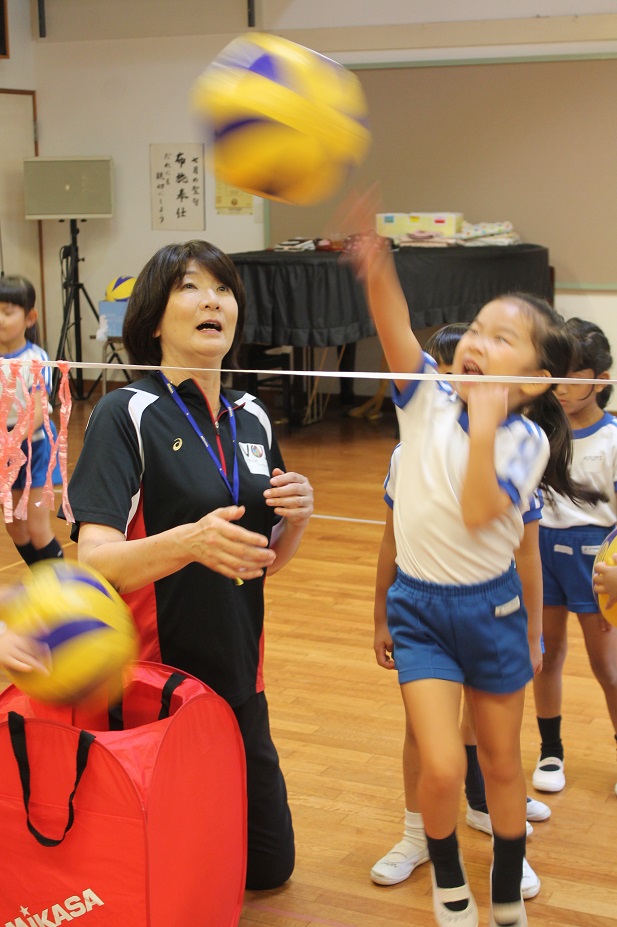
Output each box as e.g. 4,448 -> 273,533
1,357 -> 613,528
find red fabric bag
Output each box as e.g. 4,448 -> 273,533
0,662 -> 247,927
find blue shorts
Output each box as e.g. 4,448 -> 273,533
387,564 -> 533,694
12,424 -> 62,490
540,524 -> 611,614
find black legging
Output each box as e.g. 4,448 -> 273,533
232,691 -> 295,890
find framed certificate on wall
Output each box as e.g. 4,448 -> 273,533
0,1 -> 8,58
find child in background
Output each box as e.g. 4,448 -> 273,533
425,323 -> 470,373
370,322 -> 547,902
0,275 -> 64,565
347,196 -> 599,927
534,317 -> 617,796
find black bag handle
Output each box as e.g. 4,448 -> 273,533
7,711 -> 95,848
108,669 -> 187,729
158,671 -> 187,720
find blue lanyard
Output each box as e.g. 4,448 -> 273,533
158,372 -> 240,505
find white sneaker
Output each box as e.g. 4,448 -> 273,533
370,836 -> 429,885
430,862 -> 479,926
521,858 -> 541,900
532,756 -> 565,792
525,796 -> 551,821
490,899 -> 528,927
466,805 -> 533,838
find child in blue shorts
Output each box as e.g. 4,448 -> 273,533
533,318 -> 617,796
346,194 -> 601,927
0,275 -> 63,565
370,325 -> 548,902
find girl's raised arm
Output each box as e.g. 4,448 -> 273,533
343,190 -> 422,389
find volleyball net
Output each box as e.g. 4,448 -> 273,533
1,355 -> 614,528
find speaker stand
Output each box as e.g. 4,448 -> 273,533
50,219 -> 100,406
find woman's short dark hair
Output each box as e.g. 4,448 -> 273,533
122,240 -> 246,371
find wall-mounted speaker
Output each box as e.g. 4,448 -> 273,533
23,156 -> 114,220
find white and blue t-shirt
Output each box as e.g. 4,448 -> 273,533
387,353 -> 549,585
1,340 -> 53,441
541,411 -> 617,529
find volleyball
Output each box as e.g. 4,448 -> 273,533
190,32 -> 371,206
0,559 -> 138,703
105,275 -> 136,302
593,526 -> 617,626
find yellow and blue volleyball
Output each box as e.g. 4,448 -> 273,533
593,526 -> 617,626
0,559 -> 138,704
190,32 -> 371,206
105,275 -> 136,302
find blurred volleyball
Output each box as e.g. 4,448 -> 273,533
0,559 -> 138,703
190,32 -> 371,206
105,275 -> 136,302
593,526 -> 617,626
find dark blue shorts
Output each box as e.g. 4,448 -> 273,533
12,424 -> 62,490
540,523 -> 611,614
387,564 -> 533,694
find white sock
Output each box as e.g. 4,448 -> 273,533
402,809 -> 427,847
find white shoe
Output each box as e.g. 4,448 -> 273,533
532,756 -> 565,792
370,837 -> 429,885
466,805 -> 533,838
525,796 -> 551,821
430,862 -> 478,926
521,858 -> 541,900
490,899 -> 528,927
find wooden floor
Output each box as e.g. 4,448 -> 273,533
3,386 -> 617,927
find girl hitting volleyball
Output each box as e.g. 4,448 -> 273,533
346,194 -> 599,927
0,275 -> 63,566
370,323 -> 546,903
534,317 -> 617,797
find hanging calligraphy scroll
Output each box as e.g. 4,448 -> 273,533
149,143 -> 205,231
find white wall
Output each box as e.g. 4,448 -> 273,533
0,0 -> 35,88
2,2 -> 615,381
264,0 -> 617,29
556,293 -> 617,335
35,1 -> 617,41
33,34 -> 267,367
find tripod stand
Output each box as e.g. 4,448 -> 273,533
50,218 -> 99,406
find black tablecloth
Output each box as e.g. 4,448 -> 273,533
230,245 -> 552,348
